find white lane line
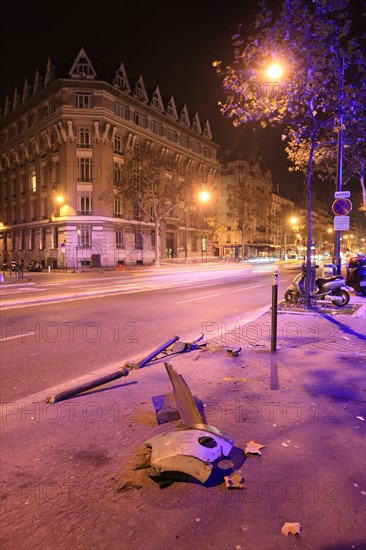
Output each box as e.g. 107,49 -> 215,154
0,332 -> 36,342
177,293 -> 222,304
233,284 -> 263,292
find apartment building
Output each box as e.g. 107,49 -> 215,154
0,48 -> 219,268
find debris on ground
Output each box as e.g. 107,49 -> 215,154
281,522 -> 302,536
224,471 -> 245,489
244,440 -> 266,456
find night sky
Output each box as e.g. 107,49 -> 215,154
0,0 -> 364,216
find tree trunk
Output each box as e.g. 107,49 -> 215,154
360,173 -> 366,213
305,139 -> 316,307
155,219 -> 161,268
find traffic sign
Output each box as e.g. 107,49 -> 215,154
334,191 -> 351,199
334,216 -> 350,230
332,198 -> 352,216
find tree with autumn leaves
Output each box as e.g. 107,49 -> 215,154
214,0 -> 366,304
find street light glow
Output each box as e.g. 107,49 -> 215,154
56,195 -> 64,204
199,191 -> 210,203
267,63 -> 283,80
290,217 -> 298,225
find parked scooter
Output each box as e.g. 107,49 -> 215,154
346,255 -> 366,296
285,265 -> 351,306
28,261 -> 43,272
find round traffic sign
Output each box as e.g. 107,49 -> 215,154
332,198 -> 352,216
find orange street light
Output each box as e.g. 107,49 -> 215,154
266,63 -> 283,80
199,191 -> 210,203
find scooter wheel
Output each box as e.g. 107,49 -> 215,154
333,289 -> 350,306
285,290 -> 300,304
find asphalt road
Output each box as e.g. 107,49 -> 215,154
0,264 -> 295,403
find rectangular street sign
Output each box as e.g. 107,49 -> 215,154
334,191 -> 351,198
334,215 -> 350,230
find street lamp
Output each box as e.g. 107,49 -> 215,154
266,63 -> 283,80
184,191 -> 211,259
284,216 -> 298,259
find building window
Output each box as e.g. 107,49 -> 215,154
113,163 -> 123,184
152,120 -> 162,135
73,93 -> 93,109
151,230 -> 156,249
134,111 -> 146,127
77,192 -> 93,215
29,229 -> 35,250
115,103 -> 129,120
114,134 -> 123,154
133,203 -> 141,220
77,128 -> 92,148
179,135 -> 189,148
78,225 -> 92,248
40,227 -> 46,249
135,231 -> 142,249
114,197 -> 123,217
77,158 -> 93,182
19,230 -> 24,250
166,105 -> 175,117
31,170 -> 37,192
115,228 -> 124,248
191,141 -> 201,154
166,128 -> 177,142
192,235 -> 197,252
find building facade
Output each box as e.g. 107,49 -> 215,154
0,48 -> 219,269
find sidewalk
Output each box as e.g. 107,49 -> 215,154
1,298 -> 365,549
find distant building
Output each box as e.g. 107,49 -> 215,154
214,150 -> 284,258
0,48 -> 219,268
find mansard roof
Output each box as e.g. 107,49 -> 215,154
0,47 -> 214,140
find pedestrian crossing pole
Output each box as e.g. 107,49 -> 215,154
271,266 -> 278,352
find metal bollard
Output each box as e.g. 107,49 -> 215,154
271,266 -> 278,352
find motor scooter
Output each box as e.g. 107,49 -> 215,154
285,265 -> 351,306
346,255 -> 366,296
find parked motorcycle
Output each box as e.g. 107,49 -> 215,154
346,255 -> 366,296
28,261 -> 43,272
285,266 -> 351,306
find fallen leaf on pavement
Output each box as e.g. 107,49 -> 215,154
281,522 -> 302,536
224,471 -> 245,489
356,416 -> 365,421
245,440 -> 266,456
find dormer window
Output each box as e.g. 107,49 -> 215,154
76,63 -> 92,77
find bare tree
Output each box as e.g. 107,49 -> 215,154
117,141 -> 188,267
214,0 -> 366,304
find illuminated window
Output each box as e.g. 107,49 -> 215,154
31,170 -> 37,192
78,225 -> 92,248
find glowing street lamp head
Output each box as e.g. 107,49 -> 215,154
199,191 -> 210,203
56,195 -> 64,204
267,63 -> 283,80
290,217 -> 298,225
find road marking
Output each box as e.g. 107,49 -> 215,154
0,332 -> 36,342
233,284 -> 263,292
177,293 -> 222,304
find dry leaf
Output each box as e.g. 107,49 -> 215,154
224,471 -> 245,489
281,522 -> 302,536
245,440 -> 266,455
